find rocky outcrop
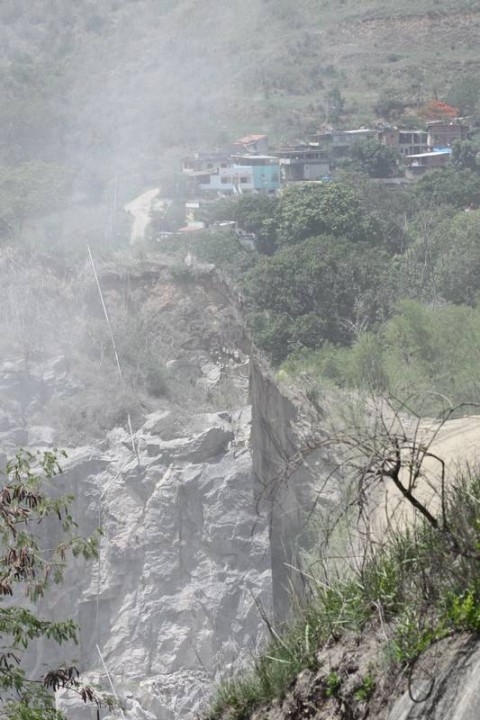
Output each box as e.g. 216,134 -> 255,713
250,359 -> 341,623
0,255 -> 272,719
24,405 -> 271,720
389,635 -> 480,719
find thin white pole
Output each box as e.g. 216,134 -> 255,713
87,245 -> 137,459
96,643 -> 122,710
87,245 -> 124,381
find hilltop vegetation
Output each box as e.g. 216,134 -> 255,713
163,161 -> 480,416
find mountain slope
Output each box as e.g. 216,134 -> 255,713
1,0 -> 479,182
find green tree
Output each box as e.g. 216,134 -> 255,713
275,183 -> 381,246
434,210 -> 480,305
451,140 -> 480,172
244,235 -> 392,362
301,300 -> 480,415
230,194 -> 279,254
395,205 -> 480,306
394,205 -> 456,303
413,168 -> 480,210
348,139 -> 400,178
380,301 -> 480,411
340,172 -> 411,253
0,449 -> 109,719
201,195 -> 279,254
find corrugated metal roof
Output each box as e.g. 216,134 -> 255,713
406,150 -> 451,158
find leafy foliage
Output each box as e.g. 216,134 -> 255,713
245,235 -> 392,363
275,182 -> 380,246
353,672 -> 376,702
0,449 -> 109,720
281,301 -> 480,415
412,168 -> 480,209
324,672 -> 342,698
347,139 -> 401,178
451,140 -> 480,172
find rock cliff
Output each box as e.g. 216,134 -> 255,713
0,252 -> 276,719
3,246 -> 480,720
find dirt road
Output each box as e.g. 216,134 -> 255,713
371,415 -> 480,536
124,187 -> 160,243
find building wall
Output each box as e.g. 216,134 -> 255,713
406,153 -> 450,175
281,162 -> 329,181
303,162 -> 330,180
199,165 -> 255,192
381,129 -> 429,156
427,124 -> 469,147
251,164 -> 280,192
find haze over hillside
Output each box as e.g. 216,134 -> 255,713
2,0 -> 479,188
4,2 -> 480,719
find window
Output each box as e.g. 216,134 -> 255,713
221,177 -> 231,184
240,177 -> 249,184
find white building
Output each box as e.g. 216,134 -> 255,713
198,164 -> 255,193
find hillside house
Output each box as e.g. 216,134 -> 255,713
182,153 -> 232,176
182,153 -> 253,193
381,128 -> 429,156
182,148 -> 280,194
310,128 -> 381,157
405,148 -> 451,176
232,154 -> 281,192
426,121 -> 469,147
196,164 -> 255,193
272,145 -> 330,181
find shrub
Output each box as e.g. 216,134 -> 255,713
325,671 -> 342,698
208,458 -> 480,719
354,672 -> 376,701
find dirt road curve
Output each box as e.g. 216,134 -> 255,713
372,415 -> 480,536
124,187 -> 160,243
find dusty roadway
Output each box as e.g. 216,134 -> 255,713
371,414 -> 480,537
124,187 -> 172,244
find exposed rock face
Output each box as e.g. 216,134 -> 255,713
0,256 -> 272,719
0,261 -> 347,717
250,360 -> 340,623
49,408 -> 271,720
389,636 -> 480,719
0,359 -> 271,719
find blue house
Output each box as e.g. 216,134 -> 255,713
232,154 -> 281,192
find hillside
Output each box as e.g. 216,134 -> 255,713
1,0 -> 480,187
4,2 -> 480,718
